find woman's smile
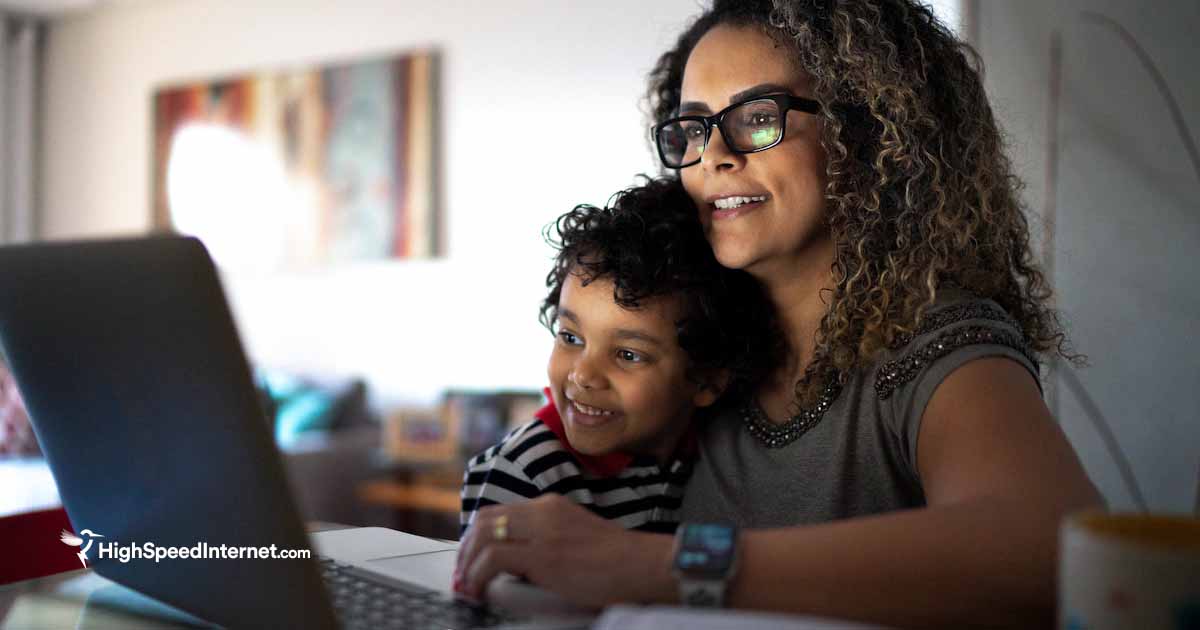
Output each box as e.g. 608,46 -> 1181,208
708,193 -> 770,221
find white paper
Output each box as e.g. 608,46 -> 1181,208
591,605 -> 892,630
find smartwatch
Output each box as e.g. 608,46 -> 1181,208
671,522 -> 739,607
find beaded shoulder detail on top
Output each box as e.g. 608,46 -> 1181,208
888,301 -> 1018,348
741,377 -> 842,449
873,300 -> 1038,400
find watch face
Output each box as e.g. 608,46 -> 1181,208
675,523 -> 736,577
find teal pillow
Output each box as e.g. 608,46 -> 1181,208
274,389 -> 336,444
258,372 -> 337,446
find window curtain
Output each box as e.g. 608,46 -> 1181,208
0,14 -> 40,245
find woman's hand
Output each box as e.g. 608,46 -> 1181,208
454,494 -> 676,607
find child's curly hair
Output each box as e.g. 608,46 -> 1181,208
646,0 -> 1079,407
540,177 -> 783,398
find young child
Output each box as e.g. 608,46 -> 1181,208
460,178 -> 779,534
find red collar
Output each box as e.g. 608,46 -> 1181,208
535,388 -> 697,477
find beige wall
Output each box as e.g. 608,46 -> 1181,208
979,0 -> 1199,512
41,0 -> 699,405
40,0 -> 1199,510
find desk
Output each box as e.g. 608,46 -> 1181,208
0,527 -> 892,630
1,570 -> 187,629
0,522 -> 354,630
0,573 -> 892,630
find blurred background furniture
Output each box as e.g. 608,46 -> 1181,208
357,462 -> 463,541
2,355 -> 540,545
0,366 -> 386,542
355,389 -> 543,540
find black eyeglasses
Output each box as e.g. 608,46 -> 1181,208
652,94 -> 820,169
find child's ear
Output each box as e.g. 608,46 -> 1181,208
692,369 -> 731,408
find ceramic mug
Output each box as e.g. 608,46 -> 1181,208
1059,511 -> 1200,630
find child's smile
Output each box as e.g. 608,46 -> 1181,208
565,397 -> 620,426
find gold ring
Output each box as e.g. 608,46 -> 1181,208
493,514 -> 509,542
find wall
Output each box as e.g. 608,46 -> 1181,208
977,0 -> 1199,512
40,1 -> 1199,511
40,0 -> 699,405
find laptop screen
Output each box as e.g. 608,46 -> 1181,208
0,236 -> 337,628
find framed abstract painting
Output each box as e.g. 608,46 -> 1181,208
152,50 -> 439,269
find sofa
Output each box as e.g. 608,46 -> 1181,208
0,368 -> 383,529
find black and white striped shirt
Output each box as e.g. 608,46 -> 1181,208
459,401 -> 693,536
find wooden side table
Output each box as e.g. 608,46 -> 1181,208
356,462 -> 463,540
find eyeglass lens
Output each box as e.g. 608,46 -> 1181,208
658,99 -> 784,167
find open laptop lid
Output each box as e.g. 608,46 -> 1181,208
0,236 -> 337,629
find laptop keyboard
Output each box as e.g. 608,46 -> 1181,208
319,557 -> 526,629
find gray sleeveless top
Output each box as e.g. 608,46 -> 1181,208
680,292 -> 1040,527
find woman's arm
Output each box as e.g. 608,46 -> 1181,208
728,358 -> 1104,627
457,357 -> 1103,628
455,495 -> 675,606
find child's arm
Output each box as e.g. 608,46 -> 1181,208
459,421 -> 548,536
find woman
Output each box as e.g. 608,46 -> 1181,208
456,1 -> 1103,627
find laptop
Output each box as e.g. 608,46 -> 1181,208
0,236 -> 591,629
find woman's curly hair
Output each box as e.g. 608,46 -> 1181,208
646,0 -> 1078,407
540,177 -> 783,398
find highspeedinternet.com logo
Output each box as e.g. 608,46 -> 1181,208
59,529 -> 311,566
59,529 -> 104,567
